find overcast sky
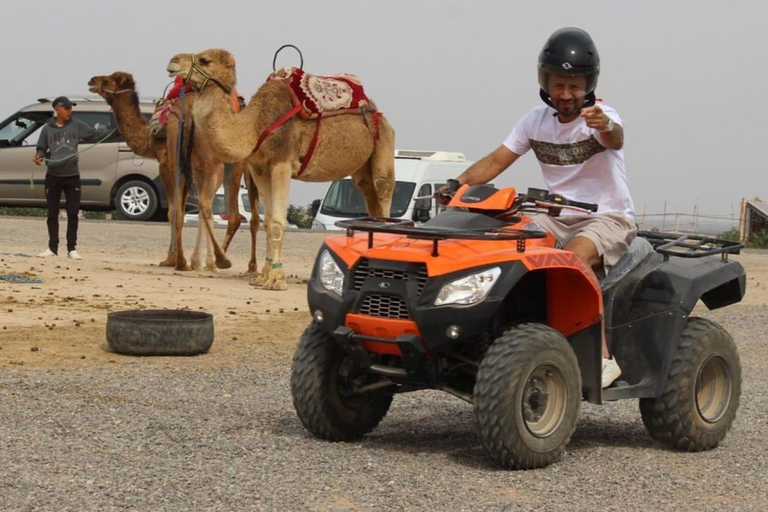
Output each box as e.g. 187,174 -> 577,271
2,1 -> 765,220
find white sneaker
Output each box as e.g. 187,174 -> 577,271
38,248 -> 57,258
602,357 -> 622,388
67,250 -> 82,260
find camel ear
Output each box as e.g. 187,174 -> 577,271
229,57 -> 236,68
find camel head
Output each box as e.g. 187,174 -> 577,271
168,49 -> 237,93
88,71 -> 136,102
166,53 -> 193,78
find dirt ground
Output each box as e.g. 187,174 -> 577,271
1,216 -> 766,369
0,217 -> 330,369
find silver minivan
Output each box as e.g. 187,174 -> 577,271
0,95 -> 166,221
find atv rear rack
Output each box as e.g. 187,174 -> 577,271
336,217 -> 547,256
638,231 -> 744,261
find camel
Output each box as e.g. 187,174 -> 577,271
87,71 -> 259,273
168,49 -> 395,290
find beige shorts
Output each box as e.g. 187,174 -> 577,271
532,211 -> 637,277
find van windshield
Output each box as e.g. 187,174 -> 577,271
320,180 -> 416,217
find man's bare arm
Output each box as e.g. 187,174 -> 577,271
580,105 -> 623,150
457,145 -> 521,185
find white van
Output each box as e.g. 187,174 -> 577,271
311,150 -> 474,230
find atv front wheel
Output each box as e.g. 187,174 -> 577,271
291,322 -> 393,441
639,317 -> 741,451
473,323 -> 581,469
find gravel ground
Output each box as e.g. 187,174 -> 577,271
1,217 -> 767,511
2,306 -> 767,511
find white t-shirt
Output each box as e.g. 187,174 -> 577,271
502,103 -> 635,217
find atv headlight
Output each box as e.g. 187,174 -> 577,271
435,267 -> 501,306
319,250 -> 344,296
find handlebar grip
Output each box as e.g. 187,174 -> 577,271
565,199 -> 598,212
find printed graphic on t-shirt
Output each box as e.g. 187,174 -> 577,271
529,136 -> 605,166
51,131 -> 75,156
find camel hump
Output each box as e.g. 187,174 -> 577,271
268,67 -> 374,119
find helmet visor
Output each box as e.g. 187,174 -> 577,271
538,63 -> 598,95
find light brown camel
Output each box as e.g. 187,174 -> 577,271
168,49 -> 395,290
87,71 -> 259,273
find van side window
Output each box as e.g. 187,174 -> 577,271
72,112 -> 122,143
415,184 -> 432,209
0,113 -> 49,147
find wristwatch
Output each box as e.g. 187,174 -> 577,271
600,117 -> 615,133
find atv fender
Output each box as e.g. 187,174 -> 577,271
606,257 -> 745,400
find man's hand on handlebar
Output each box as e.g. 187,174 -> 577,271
436,179 -> 461,205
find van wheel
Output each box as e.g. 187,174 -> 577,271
115,180 -> 158,221
639,317 -> 741,451
474,323 -> 581,469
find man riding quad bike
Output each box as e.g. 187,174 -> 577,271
290,181 -> 745,469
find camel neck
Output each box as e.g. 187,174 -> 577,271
109,92 -> 154,158
193,85 -> 269,163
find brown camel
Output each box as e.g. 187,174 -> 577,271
168,49 -> 395,290
87,71 -> 258,273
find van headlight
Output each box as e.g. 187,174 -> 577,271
435,267 -> 501,306
312,219 -> 326,230
319,250 -> 344,296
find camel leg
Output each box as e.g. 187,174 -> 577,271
222,160 -> 245,252
172,175 -> 191,271
195,163 -> 232,270
351,162 -> 383,217
157,160 -> 177,267
244,169 -> 260,275
256,165 -> 289,291
369,118 -> 396,217
249,170 -> 272,287
166,118 -> 191,271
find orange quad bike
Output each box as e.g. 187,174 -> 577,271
290,180 -> 746,469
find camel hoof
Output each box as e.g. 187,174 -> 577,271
175,261 -> 192,271
264,278 -> 288,291
263,268 -> 288,291
248,276 -> 265,287
158,258 -> 175,267
216,258 -> 232,270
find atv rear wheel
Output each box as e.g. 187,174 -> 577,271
639,317 -> 741,451
473,323 -> 581,469
291,322 -> 393,441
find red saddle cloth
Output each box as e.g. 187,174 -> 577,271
268,67 -> 374,119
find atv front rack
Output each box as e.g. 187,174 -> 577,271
336,217 -> 547,256
638,231 -> 744,260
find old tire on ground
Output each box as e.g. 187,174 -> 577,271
474,323 -> 582,470
291,322 -> 393,441
639,317 -> 741,451
106,310 -> 214,356
115,180 -> 159,221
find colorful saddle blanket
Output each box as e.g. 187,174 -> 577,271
268,67 -> 374,119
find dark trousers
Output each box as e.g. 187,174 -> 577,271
44,174 -> 81,254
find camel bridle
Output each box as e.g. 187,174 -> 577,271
100,87 -> 133,95
184,55 -> 232,95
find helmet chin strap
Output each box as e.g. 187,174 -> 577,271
539,89 -> 597,111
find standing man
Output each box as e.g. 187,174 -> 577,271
34,96 -> 103,260
452,27 -> 636,388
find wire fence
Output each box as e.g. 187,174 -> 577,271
636,211 -> 738,236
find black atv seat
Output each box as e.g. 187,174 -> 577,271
601,236 -> 654,292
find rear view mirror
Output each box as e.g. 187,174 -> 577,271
311,199 -> 321,218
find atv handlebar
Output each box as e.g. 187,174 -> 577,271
414,184 -> 599,217
523,188 -> 598,213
